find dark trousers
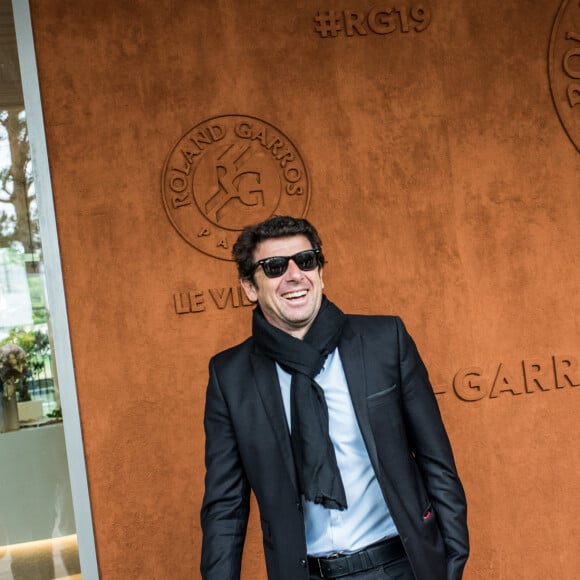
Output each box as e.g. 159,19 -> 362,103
309,554 -> 415,580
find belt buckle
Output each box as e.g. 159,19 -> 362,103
318,553 -> 341,578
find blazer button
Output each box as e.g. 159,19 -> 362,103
296,501 -> 302,511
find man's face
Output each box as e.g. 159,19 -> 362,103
240,235 -> 324,339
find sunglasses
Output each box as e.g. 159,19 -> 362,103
252,249 -> 323,279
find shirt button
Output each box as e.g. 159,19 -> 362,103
300,558 -> 307,567
296,501 -> 302,511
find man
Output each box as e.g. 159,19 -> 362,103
201,216 -> 469,580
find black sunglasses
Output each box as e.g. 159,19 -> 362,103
253,249 -> 322,279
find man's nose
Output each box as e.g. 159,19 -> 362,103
284,259 -> 304,279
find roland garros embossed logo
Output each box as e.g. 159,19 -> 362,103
549,0 -> 580,152
162,115 -> 310,260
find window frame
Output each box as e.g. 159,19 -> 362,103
12,1 -> 99,577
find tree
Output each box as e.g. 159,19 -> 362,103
0,108 -> 38,253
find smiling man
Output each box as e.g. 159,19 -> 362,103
200,216 -> 469,580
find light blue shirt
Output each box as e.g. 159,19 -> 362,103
275,347 -> 398,556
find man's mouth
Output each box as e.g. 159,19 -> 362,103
282,290 -> 308,300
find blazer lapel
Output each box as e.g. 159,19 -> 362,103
339,325 -> 380,470
250,351 -> 299,494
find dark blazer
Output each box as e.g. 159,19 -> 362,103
201,315 -> 469,580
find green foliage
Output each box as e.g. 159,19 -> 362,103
26,272 -> 48,324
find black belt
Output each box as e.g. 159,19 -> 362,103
307,536 -> 406,578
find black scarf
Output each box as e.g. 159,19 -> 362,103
252,296 -> 348,510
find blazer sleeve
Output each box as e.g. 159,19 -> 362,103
200,358 -> 250,580
396,317 -> 469,580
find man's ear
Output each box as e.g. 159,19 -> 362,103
240,278 -> 258,303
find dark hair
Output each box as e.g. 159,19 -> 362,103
233,215 -> 325,280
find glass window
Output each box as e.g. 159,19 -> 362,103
0,1 -> 84,577
0,108 -> 61,421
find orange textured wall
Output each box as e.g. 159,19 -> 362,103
28,1 -> 579,578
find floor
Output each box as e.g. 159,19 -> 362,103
0,535 -> 81,580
